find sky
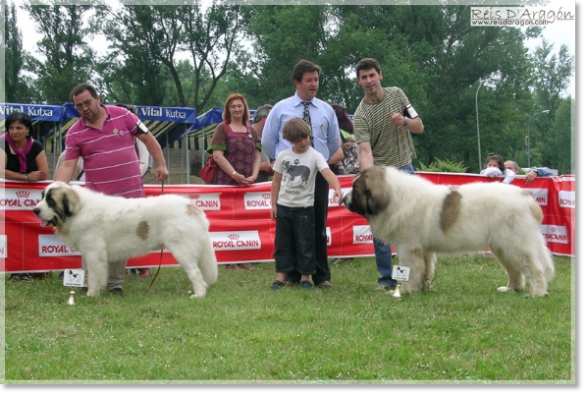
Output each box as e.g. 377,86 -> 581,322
14,0 -> 576,98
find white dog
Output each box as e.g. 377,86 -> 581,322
33,182 -> 218,298
342,166 -> 554,297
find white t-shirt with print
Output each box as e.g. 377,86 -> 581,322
273,147 -> 330,208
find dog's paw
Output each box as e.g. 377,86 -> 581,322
423,279 -> 432,292
189,292 -> 205,299
497,286 -> 513,293
528,290 -> 549,298
86,289 -> 100,297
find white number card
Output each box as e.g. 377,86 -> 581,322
63,269 -> 85,287
392,265 -> 410,282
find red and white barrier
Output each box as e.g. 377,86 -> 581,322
0,172 -> 575,273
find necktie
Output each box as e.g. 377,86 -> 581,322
302,101 -> 314,147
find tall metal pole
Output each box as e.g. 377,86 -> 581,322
475,79 -> 486,172
527,109 -> 550,168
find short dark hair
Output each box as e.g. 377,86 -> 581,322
253,104 -> 273,123
355,58 -> 382,79
5,111 -> 32,131
293,60 -> 322,82
282,117 -> 311,142
70,83 -> 98,101
115,103 -> 138,115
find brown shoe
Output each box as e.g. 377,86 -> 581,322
317,281 -> 332,289
225,264 -> 238,270
238,263 -> 253,270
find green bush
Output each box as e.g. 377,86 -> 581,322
416,158 -> 468,173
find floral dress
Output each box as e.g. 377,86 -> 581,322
209,122 -> 261,185
341,129 -> 359,175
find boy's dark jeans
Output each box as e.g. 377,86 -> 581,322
285,172 -> 330,285
274,205 -> 316,275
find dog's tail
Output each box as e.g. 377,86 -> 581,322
537,239 -> 555,283
199,237 -> 218,286
522,190 -> 555,282
523,190 -> 544,224
523,192 -> 555,282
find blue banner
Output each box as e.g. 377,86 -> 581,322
188,108 -> 257,131
135,105 -> 196,123
63,103 -> 196,124
0,103 -> 65,122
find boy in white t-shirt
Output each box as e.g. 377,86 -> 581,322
269,118 -> 343,290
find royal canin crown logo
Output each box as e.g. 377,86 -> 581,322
16,190 -> 30,198
189,194 -> 200,200
262,193 -> 271,200
228,234 -> 239,240
550,227 -> 557,234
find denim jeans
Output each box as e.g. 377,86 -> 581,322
375,163 -> 415,287
274,205 -> 316,275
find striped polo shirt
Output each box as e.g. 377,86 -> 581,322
353,86 -> 416,168
64,105 -> 145,198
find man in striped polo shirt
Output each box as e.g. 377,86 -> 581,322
352,57 -> 425,291
55,83 -> 169,295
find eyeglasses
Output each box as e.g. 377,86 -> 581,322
74,99 -> 94,110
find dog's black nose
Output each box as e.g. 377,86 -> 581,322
32,207 -> 41,216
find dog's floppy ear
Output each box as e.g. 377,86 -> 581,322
364,187 -> 383,216
360,167 -> 389,216
61,188 -> 80,218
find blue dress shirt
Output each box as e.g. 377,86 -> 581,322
262,92 -> 340,161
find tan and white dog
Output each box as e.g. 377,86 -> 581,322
33,182 -> 218,298
342,166 -> 554,297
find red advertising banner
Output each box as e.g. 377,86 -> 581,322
0,173 -> 575,273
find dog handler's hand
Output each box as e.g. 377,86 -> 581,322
334,188 -> 344,205
155,165 -> 169,181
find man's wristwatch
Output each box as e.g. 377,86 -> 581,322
403,117 -> 410,127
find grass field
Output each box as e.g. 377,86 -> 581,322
2,255 -> 574,383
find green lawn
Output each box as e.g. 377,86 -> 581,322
2,255 -> 574,383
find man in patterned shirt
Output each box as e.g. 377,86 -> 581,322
55,83 -> 169,295
352,57 -> 424,292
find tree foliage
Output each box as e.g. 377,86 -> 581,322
4,3 -> 574,174
95,1 -> 245,111
23,3 -> 94,104
1,2 -> 34,102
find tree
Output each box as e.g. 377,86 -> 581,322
96,2 -> 245,112
183,2 -> 246,112
23,3 -> 95,104
1,2 -> 33,102
540,97 -> 573,174
241,5 -> 332,105
531,39 -> 574,112
528,40 -> 574,171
